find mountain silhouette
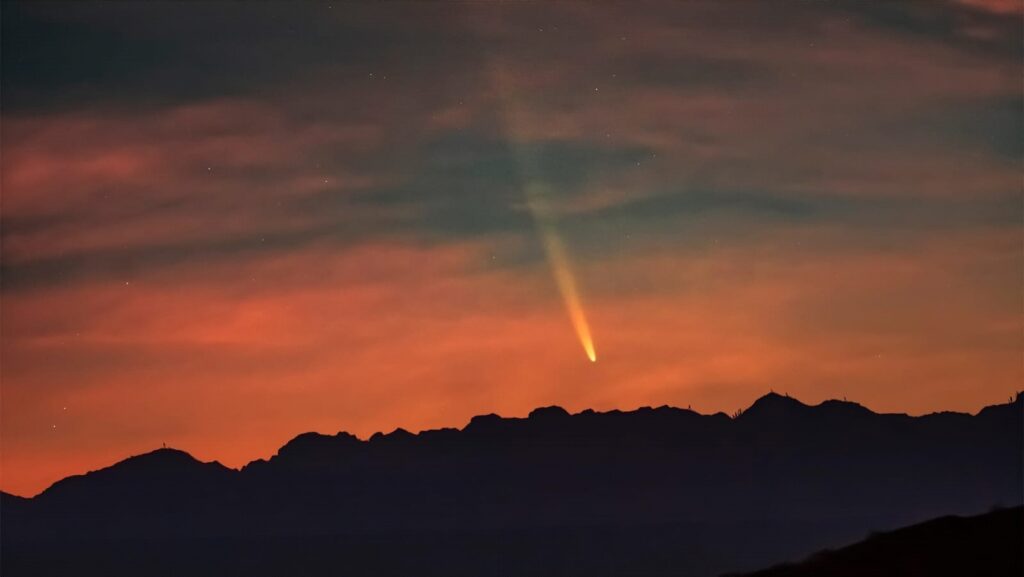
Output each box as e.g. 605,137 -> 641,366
3,392 -> 1021,577
728,505 -> 1023,577
40,449 -> 235,504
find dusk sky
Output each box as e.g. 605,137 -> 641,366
2,0 -> 1021,496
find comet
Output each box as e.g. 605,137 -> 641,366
526,183 -> 598,363
488,63 -> 599,363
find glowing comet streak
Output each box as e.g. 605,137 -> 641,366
489,64 -> 598,362
526,183 -> 598,362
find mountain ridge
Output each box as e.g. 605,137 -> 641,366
4,391 -> 1020,577
12,390 -> 1022,500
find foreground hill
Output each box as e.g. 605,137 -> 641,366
3,392 -> 1021,577
730,506 -> 1022,577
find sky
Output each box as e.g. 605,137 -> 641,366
1,0 -> 1021,496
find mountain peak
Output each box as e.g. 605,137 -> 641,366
122,447 -> 198,465
817,398 -> 872,416
977,391 -> 1024,421
741,391 -> 807,418
37,447 -> 232,501
528,405 -> 570,420
465,413 -> 505,434
370,428 -> 416,443
274,431 -> 361,463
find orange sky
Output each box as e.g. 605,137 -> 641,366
2,1 -> 1021,496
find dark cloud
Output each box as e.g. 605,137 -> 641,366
1,1 -> 482,114
607,53 -> 775,91
934,96 -> 1024,160
0,219 -> 366,292
830,0 -> 1022,60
